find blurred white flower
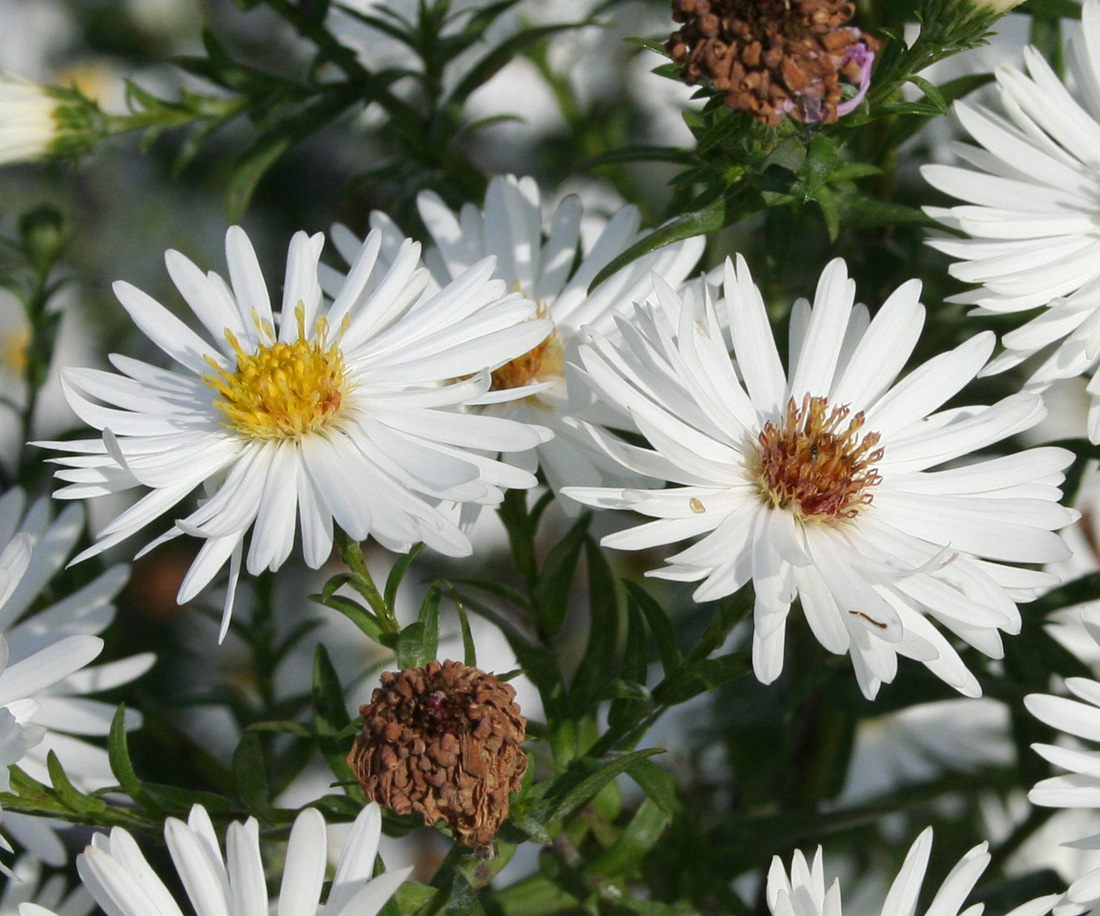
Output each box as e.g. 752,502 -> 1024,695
0,74 -> 62,165
0,854 -> 92,916
19,802 -> 410,916
563,256 -> 1076,699
41,225 -> 553,638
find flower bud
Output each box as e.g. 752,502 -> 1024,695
0,73 -> 106,166
348,660 -> 528,848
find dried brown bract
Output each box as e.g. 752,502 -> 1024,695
666,0 -> 877,125
348,660 -> 528,848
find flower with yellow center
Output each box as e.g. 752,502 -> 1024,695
42,226 -> 553,639
563,256 -> 1077,700
324,174 -> 706,504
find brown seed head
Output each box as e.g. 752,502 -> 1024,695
666,0 -> 878,125
347,660 -> 528,848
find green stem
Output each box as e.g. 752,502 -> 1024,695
335,528 -> 398,633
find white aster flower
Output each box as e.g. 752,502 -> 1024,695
1,854 -> 92,916
18,802 -> 410,916
562,256 -> 1076,699
922,0 -> 1100,442
767,826 -> 1057,916
328,174 -> 704,503
1025,607 -> 1100,914
42,225 -> 553,638
0,489 -> 153,865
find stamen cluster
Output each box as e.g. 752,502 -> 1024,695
203,307 -> 350,440
752,394 -> 883,523
666,0 -> 876,125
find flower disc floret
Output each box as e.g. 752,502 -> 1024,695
204,308 -> 350,440
753,394 -> 883,523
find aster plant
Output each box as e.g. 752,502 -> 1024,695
2,0 -> 1100,916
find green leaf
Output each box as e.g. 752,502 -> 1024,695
590,200 -> 726,291
47,752 -> 107,815
385,543 -> 425,610
542,749 -> 665,824
1021,0 -> 1082,18
452,589 -> 478,667
586,798 -> 670,877
232,733 -> 269,817
449,22 -> 587,107
313,644 -> 359,791
396,585 -> 440,668
568,537 -> 621,716
108,705 -> 158,812
625,581 -> 681,676
532,514 -> 590,639
906,74 -> 947,113
313,591 -> 387,641
227,87 -> 361,222
449,577 -> 531,612
654,650 -> 750,706
802,134 -> 838,198
627,758 -> 678,817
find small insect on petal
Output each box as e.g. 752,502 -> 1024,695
690,498 -> 706,514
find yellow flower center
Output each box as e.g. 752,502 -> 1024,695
751,394 -> 883,524
203,306 -> 351,440
489,304 -> 563,394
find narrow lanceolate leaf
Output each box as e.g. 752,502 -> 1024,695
532,514 -> 589,640
625,581 -> 682,677
232,733 -> 269,818
313,644 -> 359,791
586,798 -> 670,877
385,543 -> 425,610
589,201 -> 726,290
568,537 -> 621,716
47,752 -> 107,815
396,585 -> 440,669
108,704 -> 158,813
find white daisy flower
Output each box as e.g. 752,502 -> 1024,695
767,826 -> 1057,916
921,0 -> 1100,442
562,256 -> 1076,699
1025,607 -> 1100,914
1,854 -> 93,916
0,489 -> 154,859
41,225 -> 553,638
327,174 -> 705,503
18,802 -> 410,916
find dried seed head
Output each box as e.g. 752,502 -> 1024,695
666,0 -> 878,125
347,660 -> 528,848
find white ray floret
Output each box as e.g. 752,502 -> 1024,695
18,802 -> 409,916
563,256 -> 1076,699
767,826 -> 1057,916
41,226 -> 554,639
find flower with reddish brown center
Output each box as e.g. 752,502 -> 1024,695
752,394 -> 883,524
666,0 -> 877,125
348,660 -> 528,848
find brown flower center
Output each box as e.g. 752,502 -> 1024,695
751,394 -> 883,523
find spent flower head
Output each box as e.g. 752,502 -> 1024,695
666,0 -> 877,125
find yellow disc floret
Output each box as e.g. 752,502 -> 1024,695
489,302 -> 563,393
203,305 -> 351,440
